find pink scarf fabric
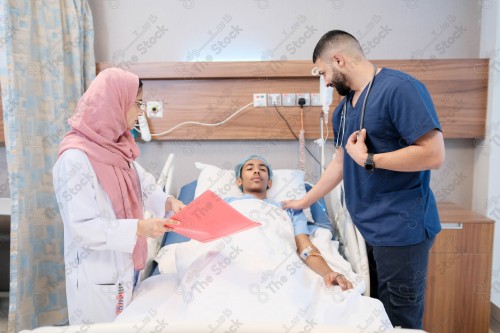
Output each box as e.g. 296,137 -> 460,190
59,67 -> 147,270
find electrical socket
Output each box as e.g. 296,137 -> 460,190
267,94 -> 281,106
254,92 -> 323,107
282,93 -> 296,107
253,93 -> 267,107
146,101 -> 164,118
311,93 -> 322,106
296,93 -> 311,106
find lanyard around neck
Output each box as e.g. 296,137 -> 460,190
335,64 -> 378,149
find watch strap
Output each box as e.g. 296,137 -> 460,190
365,153 -> 375,171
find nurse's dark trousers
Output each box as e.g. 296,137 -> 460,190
366,235 -> 434,329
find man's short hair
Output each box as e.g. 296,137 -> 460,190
312,30 -> 363,63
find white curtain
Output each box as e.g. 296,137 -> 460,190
0,1 -> 95,331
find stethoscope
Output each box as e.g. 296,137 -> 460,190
335,64 -> 378,149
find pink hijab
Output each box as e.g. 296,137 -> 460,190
59,67 -> 147,270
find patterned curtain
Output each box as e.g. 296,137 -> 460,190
0,1 -> 95,331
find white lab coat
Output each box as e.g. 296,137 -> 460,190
53,149 -> 170,325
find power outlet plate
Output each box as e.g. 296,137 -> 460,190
147,101 -> 164,118
311,93 -> 322,106
296,93 -> 311,106
267,94 -> 282,106
282,93 -> 296,107
253,93 -> 267,107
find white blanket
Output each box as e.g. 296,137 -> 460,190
117,199 -> 392,332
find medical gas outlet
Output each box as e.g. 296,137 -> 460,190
253,93 -> 322,107
147,101 -> 164,118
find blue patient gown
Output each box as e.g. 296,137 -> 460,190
225,194 -> 318,236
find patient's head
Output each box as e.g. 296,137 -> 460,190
235,155 -> 273,200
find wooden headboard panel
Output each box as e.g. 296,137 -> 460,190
95,59 -> 488,141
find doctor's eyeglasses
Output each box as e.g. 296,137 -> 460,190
135,101 -> 147,112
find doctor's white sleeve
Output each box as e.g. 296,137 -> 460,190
53,149 -> 138,253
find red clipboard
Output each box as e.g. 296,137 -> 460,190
164,190 -> 261,242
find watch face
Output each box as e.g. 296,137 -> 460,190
364,153 -> 375,171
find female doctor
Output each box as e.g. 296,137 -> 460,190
53,67 -> 185,324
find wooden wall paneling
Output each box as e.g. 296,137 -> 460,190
98,59 -> 488,141
0,59 -> 487,143
142,77 -> 328,140
97,60 -> 317,79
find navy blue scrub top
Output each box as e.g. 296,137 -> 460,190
332,68 -> 442,246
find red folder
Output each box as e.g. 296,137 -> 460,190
164,190 -> 261,242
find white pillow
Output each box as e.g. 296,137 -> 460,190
194,162 -> 314,222
193,162 -> 242,198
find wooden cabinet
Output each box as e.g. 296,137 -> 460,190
423,202 -> 495,333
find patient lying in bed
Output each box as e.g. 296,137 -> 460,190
116,156 -> 393,331
227,155 -> 353,291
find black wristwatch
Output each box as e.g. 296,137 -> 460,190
364,153 -> 375,171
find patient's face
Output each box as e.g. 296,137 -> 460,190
237,159 -> 272,195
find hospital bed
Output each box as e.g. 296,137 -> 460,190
141,155 -> 371,293
21,154 -> 427,333
119,155 -> 406,331
145,158 -> 369,284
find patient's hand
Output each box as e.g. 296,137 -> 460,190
166,197 -> 186,213
137,218 -> 179,238
281,198 -> 307,210
323,271 -> 353,291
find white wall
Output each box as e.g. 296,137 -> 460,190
89,0 -> 481,62
475,0 -> 500,309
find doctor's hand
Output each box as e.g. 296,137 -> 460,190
137,218 -> 179,239
166,196 -> 186,213
323,271 -> 353,291
345,129 -> 368,167
281,198 -> 308,210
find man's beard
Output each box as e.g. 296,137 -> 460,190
331,73 -> 351,96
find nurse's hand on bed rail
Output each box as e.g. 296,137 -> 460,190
324,271 -> 353,291
166,196 -> 186,213
137,218 -> 180,238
